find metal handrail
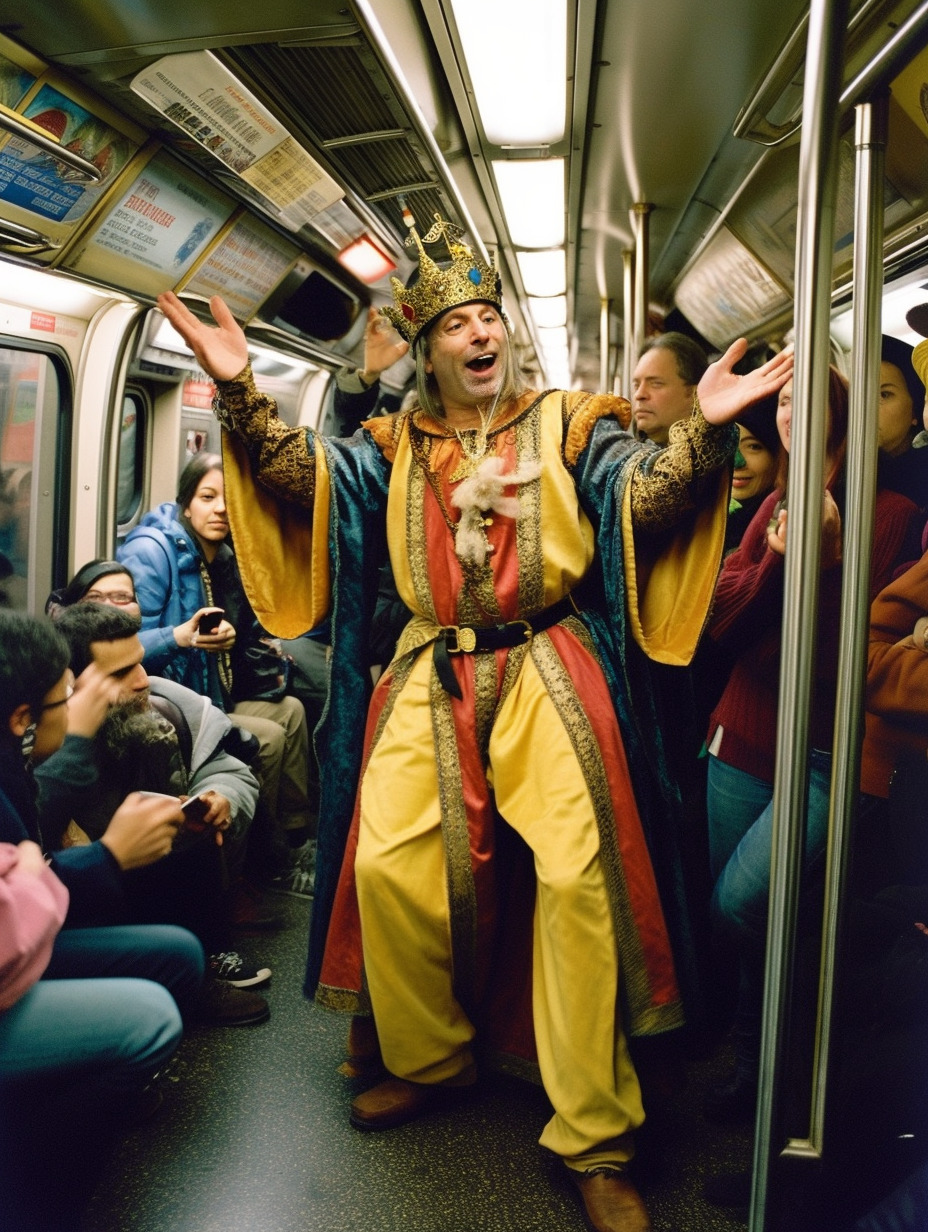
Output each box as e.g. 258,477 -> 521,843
734,0 -> 890,147
840,0 -> 928,107
0,108 -> 103,182
0,218 -> 58,252
750,0 -> 849,1227
806,95 -> 887,1153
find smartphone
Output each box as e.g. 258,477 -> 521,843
197,609 -> 224,635
180,795 -> 210,827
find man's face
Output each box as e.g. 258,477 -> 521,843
631,347 -> 694,444
423,302 -> 508,413
90,634 -> 149,704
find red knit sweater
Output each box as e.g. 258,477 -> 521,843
708,487 -> 919,784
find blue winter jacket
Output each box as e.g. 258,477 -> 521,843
117,504 -> 220,705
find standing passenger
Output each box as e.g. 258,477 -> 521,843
631,332 -> 708,445
157,216 -> 791,1232
704,367 -> 920,1128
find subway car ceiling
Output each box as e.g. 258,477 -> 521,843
1,0 -> 928,389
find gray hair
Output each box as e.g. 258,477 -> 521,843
414,314 -> 528,417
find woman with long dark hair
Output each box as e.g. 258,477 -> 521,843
118,452 -> 313,884
703,366 -> 921,1124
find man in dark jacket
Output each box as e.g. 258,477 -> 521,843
41,603 -> 269,1024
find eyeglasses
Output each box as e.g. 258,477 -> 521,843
41,681 -> 75,711
82,590 -> 137,606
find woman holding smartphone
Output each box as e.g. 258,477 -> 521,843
117,453 -> 313,888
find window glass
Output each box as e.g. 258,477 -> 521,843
0,347 -> 62,611
116,390 -> 145,528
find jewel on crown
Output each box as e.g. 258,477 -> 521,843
381,211 -> 502,347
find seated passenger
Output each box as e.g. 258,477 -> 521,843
703,366 -> 920,1126
42,603 -> 269,1025
0,609 -> 202,1230
117,456 -> 314,885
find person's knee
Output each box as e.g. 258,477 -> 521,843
117,979 -> 183,1071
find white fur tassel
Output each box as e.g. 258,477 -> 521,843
450,456 -> 542,567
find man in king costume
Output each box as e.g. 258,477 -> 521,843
158,216 -> 790,1232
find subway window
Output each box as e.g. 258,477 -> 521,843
0,346 -> 67,612
115,388 -> 147,531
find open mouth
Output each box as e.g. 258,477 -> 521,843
466,353 -> 496,373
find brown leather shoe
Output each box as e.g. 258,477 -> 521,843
349,1077 -> 441,1130
573,1167 -> 652,1232
349,1067 -> 475,1131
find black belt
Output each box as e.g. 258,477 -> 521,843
432,593 -> 580,699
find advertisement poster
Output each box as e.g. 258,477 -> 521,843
0,50 -> 36,110
89,157 -> 232,273
131,51 -> 343,227
0,82 -> 135,224
183,213 -> 298,320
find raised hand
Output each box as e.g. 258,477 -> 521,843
157,292 -> 249,382
360,307 -> 409,382
698,340 -> 793,426
67,662 -> 120,739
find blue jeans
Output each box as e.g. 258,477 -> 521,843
707,751 -> 832,1073
0,924 -> 203,1231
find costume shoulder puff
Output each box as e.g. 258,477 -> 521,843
362,412 -> 405,463
561,392 -> 632,467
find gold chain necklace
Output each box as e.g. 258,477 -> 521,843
448,392 -> 502,483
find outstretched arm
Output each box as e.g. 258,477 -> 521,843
698,339 -> 793,426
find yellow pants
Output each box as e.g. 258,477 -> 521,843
355,649 -> 644,1168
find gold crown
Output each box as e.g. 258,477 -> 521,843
381,212 -> 502,346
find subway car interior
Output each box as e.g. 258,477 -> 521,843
1,0 -> 928,1229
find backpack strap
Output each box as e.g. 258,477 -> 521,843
148,693 -> 194,772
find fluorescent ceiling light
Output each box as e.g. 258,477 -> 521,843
517,249 -> 566,297
493,160 -> 564,248
450,0 -> 566,146
338,235 -> 396,284
529,296 -> 567,329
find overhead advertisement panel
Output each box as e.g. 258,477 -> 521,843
0,37 -> 144,259
675,226 -> 789,349
180,213 -> 300,322
130,52 -> 344,231
63,149 -> 237,298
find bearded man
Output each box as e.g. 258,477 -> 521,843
39,603 -> 268,1026
157,217 -> 790,1232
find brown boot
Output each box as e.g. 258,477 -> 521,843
349,1077 -> 441,1130
573,1167 -> 651,1232
349,1066 -> 476,1131
338,1014 -> 384,1080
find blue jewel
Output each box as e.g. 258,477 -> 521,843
467,267 -> 482,285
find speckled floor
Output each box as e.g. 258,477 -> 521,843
82,896 -> 751,1232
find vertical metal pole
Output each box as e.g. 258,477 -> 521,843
622,249 -> 634,396
808,94 -> 887,1148
750,0 -> 848,1226
632,203 -> 652,364
600,298 -> 612,394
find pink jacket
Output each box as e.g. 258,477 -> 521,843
0,842 -> 69,1013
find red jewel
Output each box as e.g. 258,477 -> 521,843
402,303 -> 416,321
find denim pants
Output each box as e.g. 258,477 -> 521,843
706,751 -> 832,1073
0,924 -> 203,1230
